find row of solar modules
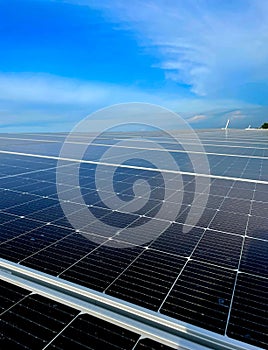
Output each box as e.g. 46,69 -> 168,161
1,279 -> 176,350
1,134 -> 268,157
0,154 -> 267,348
1,130 -> 268,144
1,219 -> 267,348
1,210 -> 267,275
0,139 -> 268,181
0,155 -> 268,234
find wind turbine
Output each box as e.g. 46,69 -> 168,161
221,119 -> 230,130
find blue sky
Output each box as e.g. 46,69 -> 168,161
0,0 -> 268,131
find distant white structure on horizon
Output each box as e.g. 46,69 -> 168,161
245,124 -> 259,130
221,119 -> 230,130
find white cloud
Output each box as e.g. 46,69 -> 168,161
0,73 -> 112,105
229,110 -> 246,120
0,72 -> 263,132
0,71 -> 251,111
187,114 -> 208,123
68,0 -> 268,97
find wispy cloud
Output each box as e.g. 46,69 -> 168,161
227,110 -> 246,120
70,0 -> 268,98
0,71 -> 250,110
187,114 -> 208,123
0,73 -> 115,105
0,72 -> 264,132
0,72 -> 157,131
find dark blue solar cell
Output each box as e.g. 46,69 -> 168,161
246,215 -> 268,240
0,218 -> 43,244
232,182 -> 255,191
0,280 -> 31,313
209,185 -> 230,196
160,260 -> 236,334
46,313 -> 140,350
0,225 -> 72,262
5,198 -> 57,216
209,210 -> 248,235
220,198 -> 251,215
205,194 -> 225,209
88,206 -> 112,220
0,212 -> 17,224
240,237 -> 268,278
227,273 -> 268,348
150,223 -> 204,257
80,190 -> 102,205
60,243 -> 143,292
26,204 -> 65,222
107,249 -> 186,310
251,200 -> 268,218
12,182 -> 56,196
228,188 -> 254,200
192,230 -> 243,268
22,232 -> 105,275
100,211 -> 140,228
176,206 -> 217,228
1,294 -> 79,349
0,191 -> 37,210
116,217 -> 170,246
254,190 -> 268,202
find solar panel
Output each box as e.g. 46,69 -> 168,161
1,130 -> 268,349
0,279 -> 184,350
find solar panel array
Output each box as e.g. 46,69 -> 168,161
0,130 -> 268,349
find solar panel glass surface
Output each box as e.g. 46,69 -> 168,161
0,130 -> 268,349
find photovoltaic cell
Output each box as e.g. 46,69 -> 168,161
240,237 -> 268,278
227,273 -> 268,348
220,197 -> 251,215
106,249 -> 186,310
116,218 -> 170,246
0,279 -> 30,313
4,197 -> 57,216
208,211 -> 248,235
0,212 -> 17,224
251,200 -> 268,218
228,188 -> 254,200
46,313 -> 140,350
60,243 -> 143,292
21,232 -> 106,276
191,230 -> 243,269
149,223 -> 204,257
1,293 -> 79,349
0,225 -> 71,262
176,206 -> 217,228
160,260 -> 236,334
246,215 -> 268,240
0,217 -> 43,244
0,190 -> 37,210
